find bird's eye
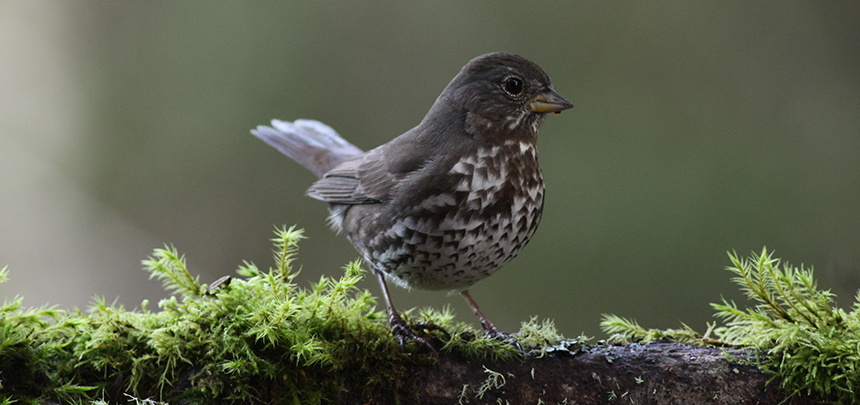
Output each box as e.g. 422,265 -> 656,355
502,76 -> 524,96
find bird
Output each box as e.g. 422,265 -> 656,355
252,52 -> 572,346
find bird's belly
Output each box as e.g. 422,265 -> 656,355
354,185 -> 544,291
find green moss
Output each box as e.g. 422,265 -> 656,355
0,226 -> 560,403
602,248 -> 860,403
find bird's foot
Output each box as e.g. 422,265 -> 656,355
413,320 -> 452,341
482,323 -> 523,351
389,314 -> 449,354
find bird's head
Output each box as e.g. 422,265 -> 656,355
438,52 -> 573,141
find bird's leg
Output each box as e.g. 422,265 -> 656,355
461,289 -> 518,340
375,270 -> 416,346
375,271 -> 447,351
460,290 -> 521,349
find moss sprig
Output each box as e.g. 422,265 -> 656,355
602,247 -> 860,403
712,248 -> 860,401
142,245 -> 203,297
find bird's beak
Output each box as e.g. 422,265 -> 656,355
528,88 -> 573,114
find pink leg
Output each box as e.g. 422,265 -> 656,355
460,289 -> 499,335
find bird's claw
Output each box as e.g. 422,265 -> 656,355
413,320 -> 452,341
483,326 -> 523,352
389,315 -> 449,354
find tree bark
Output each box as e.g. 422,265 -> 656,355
340,341 -> 817,404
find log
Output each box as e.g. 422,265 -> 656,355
338,341 -> 816,404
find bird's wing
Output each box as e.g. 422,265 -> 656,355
306,156 -> 383,204
307,138 -> 426,205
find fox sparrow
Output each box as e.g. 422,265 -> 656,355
252,52 -> 572,345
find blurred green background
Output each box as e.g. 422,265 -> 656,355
2,2 -> 859,337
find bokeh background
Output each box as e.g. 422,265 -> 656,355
2,2 -> 859,338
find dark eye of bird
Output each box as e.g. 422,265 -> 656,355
502,76 -> 524,97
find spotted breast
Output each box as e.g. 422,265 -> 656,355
346,139 -> 544,291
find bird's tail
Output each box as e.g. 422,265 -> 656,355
251,119 -> 364,177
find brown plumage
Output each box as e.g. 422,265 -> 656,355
252,52 -> 572,345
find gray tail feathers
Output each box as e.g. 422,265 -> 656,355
251,119 -> 364,177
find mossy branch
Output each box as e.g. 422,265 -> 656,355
1,226 -> 566,404
2,231 -> 843,403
